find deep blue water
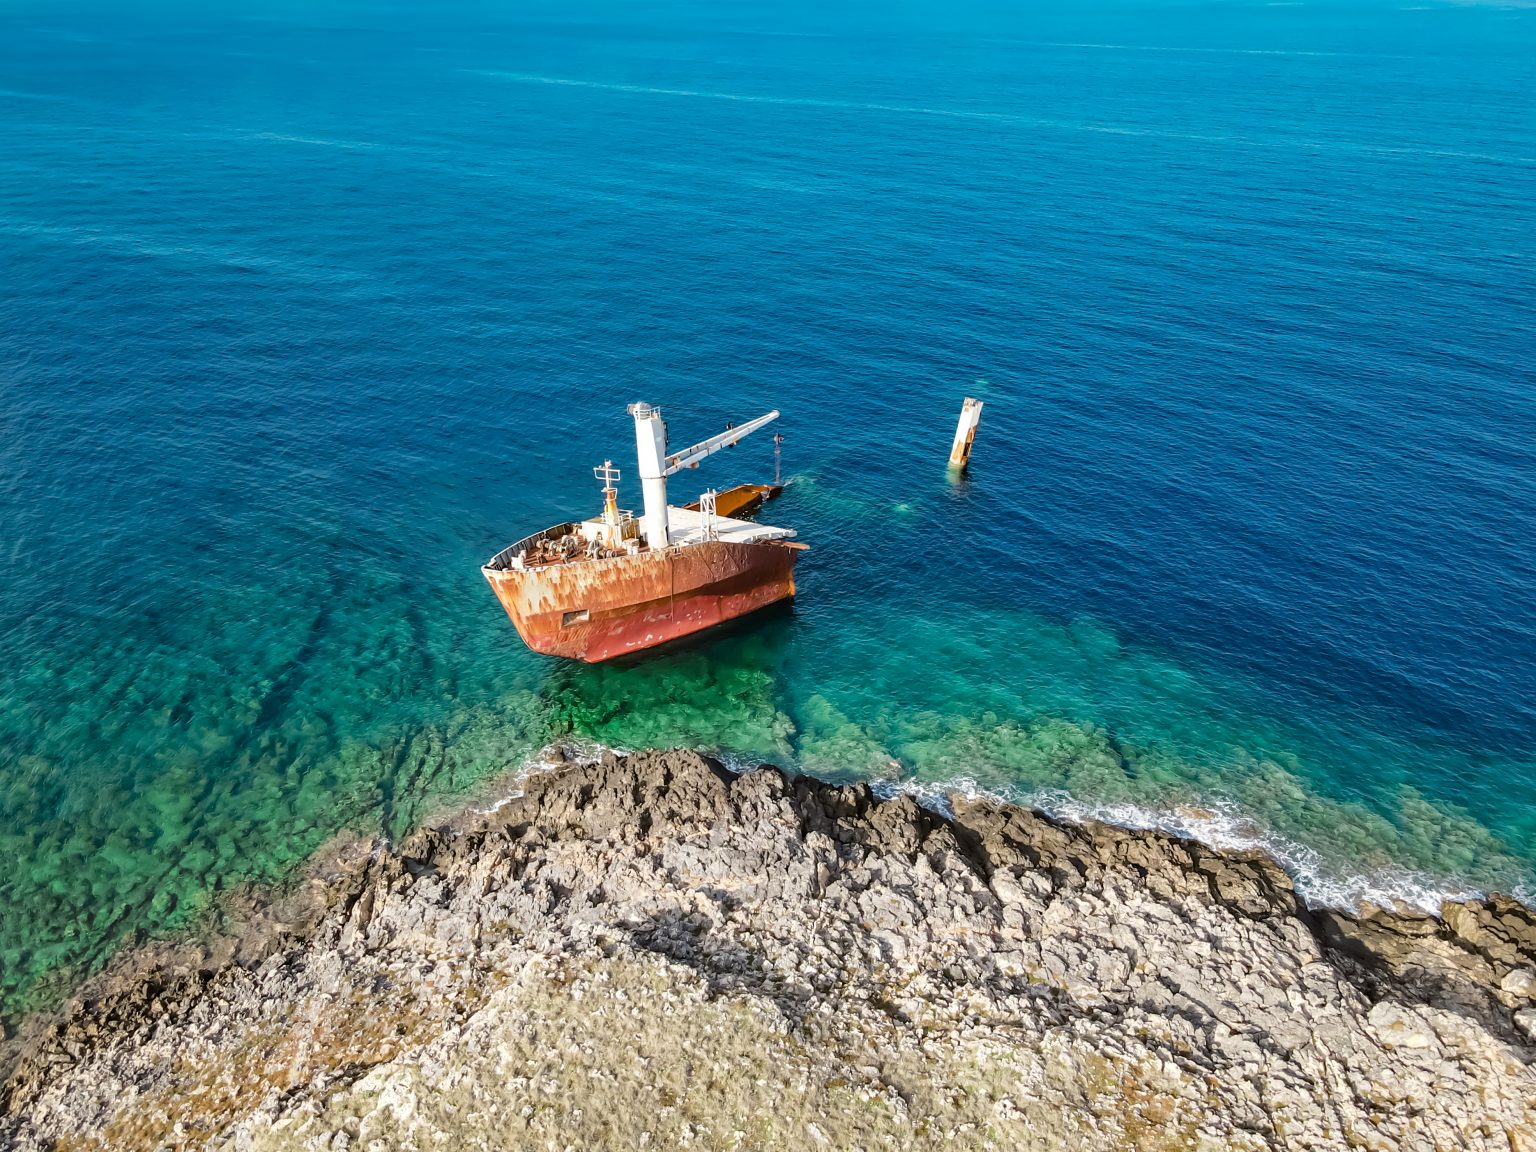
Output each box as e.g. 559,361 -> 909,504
2,0 -> 1534,1013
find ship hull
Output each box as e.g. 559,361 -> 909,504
483,539 -> 799,662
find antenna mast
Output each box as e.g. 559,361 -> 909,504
593,460 -> 622,547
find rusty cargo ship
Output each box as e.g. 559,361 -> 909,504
482,402 -> 805,662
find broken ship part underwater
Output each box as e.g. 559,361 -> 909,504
482,402 -> 807,662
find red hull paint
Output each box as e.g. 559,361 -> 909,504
483,538 -> 799,662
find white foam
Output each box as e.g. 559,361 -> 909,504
875,776 -> 1484,916
471,740 -> 611,815
466,69 -> 1021,124
456,742 -> 1499,917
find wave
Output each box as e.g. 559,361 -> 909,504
0,217 -> 366,286
467,70 -> 1535,166
0,88 -> 75,104
876,773 -> 1492,916
480,741 -> 1514,918
465,69 -> 1023,123
246,131 -> 377,150
1025,40 -> 1407,59
471,741 -> 611,816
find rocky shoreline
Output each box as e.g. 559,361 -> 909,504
4,749 -> 1534,1149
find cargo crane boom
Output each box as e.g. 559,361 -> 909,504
665,410 -> 780,475
628,403 -> 780,549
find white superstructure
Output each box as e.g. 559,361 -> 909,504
627,402 -> 781,549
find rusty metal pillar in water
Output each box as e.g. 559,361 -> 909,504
948,397 -> 984,470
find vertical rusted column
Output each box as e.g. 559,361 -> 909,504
948,397 -> 984,470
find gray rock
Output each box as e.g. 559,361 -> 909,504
1366,1001 -> 1437,1051
2,750 -> 1533,1151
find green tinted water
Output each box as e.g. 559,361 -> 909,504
4,518 -> 1528,1016
5,0 -> 1535,1023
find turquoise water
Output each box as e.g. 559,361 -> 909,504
2,0 -> 1534,1016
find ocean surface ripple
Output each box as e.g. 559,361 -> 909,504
1,0 -> 1534,1015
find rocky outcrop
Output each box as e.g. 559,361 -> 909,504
3,749 -> 1533,1150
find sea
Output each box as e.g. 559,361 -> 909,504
1,0 -> 1533,1017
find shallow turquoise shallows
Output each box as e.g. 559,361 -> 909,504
2,0 -> 1534,1015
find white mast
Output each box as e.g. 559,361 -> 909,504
629,402 -> 672,549
627,402 -> 781,550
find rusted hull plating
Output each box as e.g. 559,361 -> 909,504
483,539 -> 799,662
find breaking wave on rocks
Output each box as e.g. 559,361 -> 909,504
472,727 -> 1524,922
878,774 -> 1489,916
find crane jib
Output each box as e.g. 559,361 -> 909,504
663,410 -> 781,476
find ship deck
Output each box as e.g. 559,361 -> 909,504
664,506 -> 794,548
484,506 -> 795,573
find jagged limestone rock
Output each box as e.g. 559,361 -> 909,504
3,749 -> 1533,1150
